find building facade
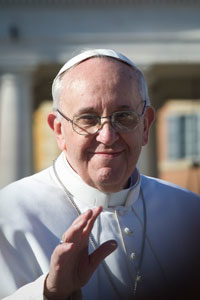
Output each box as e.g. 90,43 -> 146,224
1,0 -> 200,191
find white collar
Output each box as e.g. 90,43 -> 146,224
52,152 -> 141,209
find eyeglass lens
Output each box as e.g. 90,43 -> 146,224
73,111 -> 140,135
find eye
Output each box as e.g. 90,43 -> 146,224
115,111 -> 135,121
75,114 -> 99,127
114,111 -> 139,128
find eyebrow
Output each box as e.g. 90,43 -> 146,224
75,105 -> 133,115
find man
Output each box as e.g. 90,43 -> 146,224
0,49 -> 200,300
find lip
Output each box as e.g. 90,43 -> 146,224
90,150 -> 124,157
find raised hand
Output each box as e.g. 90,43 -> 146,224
44,206 -> 117,300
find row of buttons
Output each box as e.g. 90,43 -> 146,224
115,210 -> 137,262
123,227 -> 136,260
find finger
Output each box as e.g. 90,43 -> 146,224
62,210 -> 93,242
89,240 -> 118,271
82,206 -> 102,236
72,209 -> 93,227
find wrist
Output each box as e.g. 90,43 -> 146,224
44,289 -> 71,300
44,274 -> 71,300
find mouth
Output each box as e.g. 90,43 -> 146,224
90,150 -> 124,158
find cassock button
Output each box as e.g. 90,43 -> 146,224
124,227 -> 133,236
130,252 -> 136,260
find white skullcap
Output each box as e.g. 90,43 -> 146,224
52,49 -> 150,107
55,48 -> 138,78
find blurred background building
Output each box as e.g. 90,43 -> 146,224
0,0 -> 200,193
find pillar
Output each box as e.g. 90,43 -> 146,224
0,70 -> 33,188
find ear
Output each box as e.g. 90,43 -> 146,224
47,112 -> 66,151
142,106 -> 155,146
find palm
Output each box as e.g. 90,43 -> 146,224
45,207 -> 117,300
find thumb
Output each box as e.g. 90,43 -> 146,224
89,240 -> 118,271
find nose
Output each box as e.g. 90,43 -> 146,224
95,121 -> 119,145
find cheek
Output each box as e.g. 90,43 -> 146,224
65,134 -> 92,165
124,131 -> 143,161
65,143 -> 85,174
136,122 -> 146,147
125,128 -> 143,149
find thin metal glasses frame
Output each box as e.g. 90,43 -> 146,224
56,100 -> 147,136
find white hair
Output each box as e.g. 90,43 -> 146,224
52,49 -> 150,110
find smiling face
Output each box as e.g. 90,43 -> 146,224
49,58 -> 154,193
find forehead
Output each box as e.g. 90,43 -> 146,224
60,57 -> 142,111
62,57 -> 138,84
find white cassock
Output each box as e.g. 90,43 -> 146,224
0,152 -> 200,300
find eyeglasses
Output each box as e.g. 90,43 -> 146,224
57,101 -> 146,136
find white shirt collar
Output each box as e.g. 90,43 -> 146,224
52,152 -> 141,209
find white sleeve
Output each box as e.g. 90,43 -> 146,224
2,274 -> 47,300
2,276 -> 83,300
0,223 -> 49,299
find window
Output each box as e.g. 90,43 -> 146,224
157,100 -> 200,194
168,113 -> 200,161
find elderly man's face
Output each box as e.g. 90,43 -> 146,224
51,58 -> 154,193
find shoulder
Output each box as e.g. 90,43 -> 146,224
141,174 -> 199,199
0,167 -> 66,224
140,174 -> 200,217
0,167 -> 53,200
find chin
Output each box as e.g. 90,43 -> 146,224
96,182 -> 123,193
94,173 -> 126,193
